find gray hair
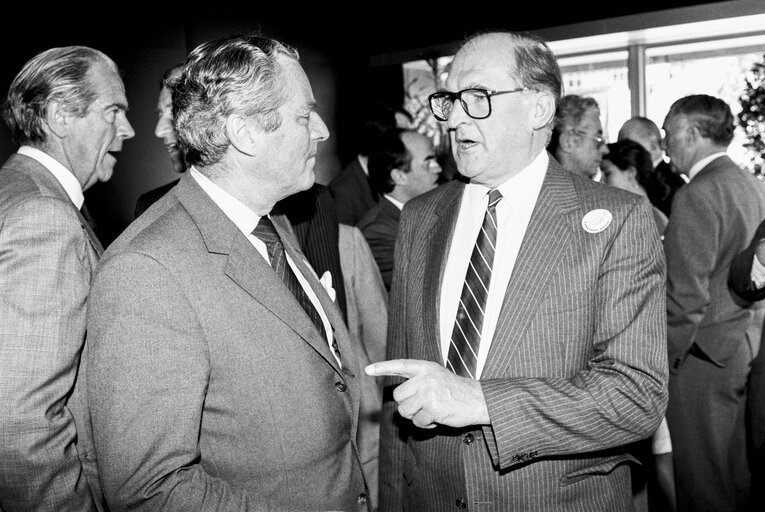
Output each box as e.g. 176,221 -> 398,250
2,46 -> 118,146
172,34 -> 300,167
666,94 -> 735,147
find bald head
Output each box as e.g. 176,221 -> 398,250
617,116 -> 663,166
456,31 -> 562,102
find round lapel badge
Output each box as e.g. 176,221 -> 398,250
582,209 -> 612,233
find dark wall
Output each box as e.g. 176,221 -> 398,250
0,10 -> 404,246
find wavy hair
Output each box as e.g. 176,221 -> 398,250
2,46 -> 117,146
173,34 -> 299,167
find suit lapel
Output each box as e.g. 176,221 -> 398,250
76,207 -> 104,256
423,182 -> 464,363
274,214 -> 348,375
5,154 -> 105,256
175,175 -> 342,375
482,159 -> 580,377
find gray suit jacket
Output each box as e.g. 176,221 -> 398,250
665,155 -> 765,368
86,173 -> 369,511
379,156 -> 668,511
0,153 -> 103,511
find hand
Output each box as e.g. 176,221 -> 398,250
756,238 -> 765,267
365,359 -> 490,429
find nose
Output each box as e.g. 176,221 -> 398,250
155,115 -> 172,140
446,100 -> 470,130
311,111 -> 329,142
120,115 -> 135,140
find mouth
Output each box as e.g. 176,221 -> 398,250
454,133 -> 478,149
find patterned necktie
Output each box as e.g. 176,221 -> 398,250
446,189 -> 503,379
252,216 -> 333,355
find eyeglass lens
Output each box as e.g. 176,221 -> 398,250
431,89 -> 491,121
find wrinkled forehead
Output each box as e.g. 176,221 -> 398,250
446,37 -> 517,90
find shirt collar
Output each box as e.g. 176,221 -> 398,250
18,145 -> 84,208
464,149 -> 549,204
688,152 -> 726,181
357,154 -> 369,176
189,167 -> 261,237
383,193 -> 404,210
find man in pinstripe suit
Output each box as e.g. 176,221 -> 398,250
367,30 -> 668,511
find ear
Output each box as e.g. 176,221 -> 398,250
226,114 -> 258,156
391,168 -> 408,186
686,124 -> 701,145
532,91 -> 556,132
44,101 -> 70,138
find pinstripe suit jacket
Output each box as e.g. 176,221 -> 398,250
379,155 -> 668,511
86,173 -> 369,511
0,153 -> 103,511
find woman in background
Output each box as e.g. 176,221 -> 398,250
602,138 -> 670,237
602,138 -> 676,512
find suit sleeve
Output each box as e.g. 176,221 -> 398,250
480,197 -> 668,468
87,252 -> 267,511
664,184 -> 719,365
729,218 -> 765,302
0,197 -> 96,511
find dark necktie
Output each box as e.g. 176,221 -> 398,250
446,189 -> 503,379
252,216 -> 340,362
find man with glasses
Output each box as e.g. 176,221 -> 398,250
367,30 -> 667,511
548,94 -> 608,181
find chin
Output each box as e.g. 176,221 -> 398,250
295,170 -> 315,192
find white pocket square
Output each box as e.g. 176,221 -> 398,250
320,271 -> 336,302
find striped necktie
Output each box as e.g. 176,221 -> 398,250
446,188 -> 502,379
252,216 -> 335,360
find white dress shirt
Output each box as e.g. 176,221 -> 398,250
439,150 -> 548,378
190,167 -> 339,367
687,152 -> 726,181
383,193 -> 404,210
18,145 -> 84,209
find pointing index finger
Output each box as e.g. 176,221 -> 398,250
365,359 -> 428,378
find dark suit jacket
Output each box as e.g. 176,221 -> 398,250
729,215 -> 765,503
86,173 -> 369,511
0,153 -> 104,511
133,177 -> 180,219
379,155 -> 668,511
651,160 -> 685,217
275,183 -> 348,321
329,158 -> 378,226
356,196 -> 401,291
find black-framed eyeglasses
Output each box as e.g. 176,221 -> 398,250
428,87 -> 530,122
570,128 -> 605,148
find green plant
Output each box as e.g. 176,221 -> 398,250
738,53 -> 765,175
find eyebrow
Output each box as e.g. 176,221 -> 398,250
107,101 -> 129,113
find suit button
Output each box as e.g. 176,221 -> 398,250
335,381 -> 347,392
357,492 -> 367,505
456,498 -> 467,509
462,433 -> 474,444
